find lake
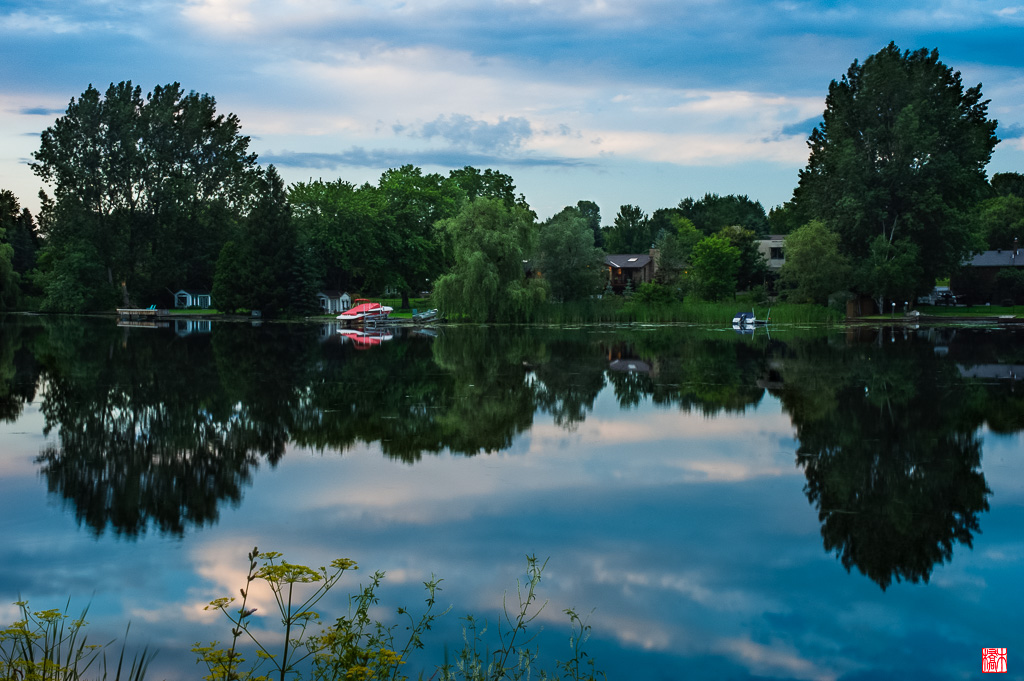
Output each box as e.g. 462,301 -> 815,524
0,315 -> 1021,680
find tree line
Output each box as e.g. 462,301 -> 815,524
2,42 -> 1023,319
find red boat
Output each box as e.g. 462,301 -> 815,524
336,299 -> 393,325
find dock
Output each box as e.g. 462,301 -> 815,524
116,307 -> 166,319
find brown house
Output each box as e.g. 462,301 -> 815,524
604,252 -> 656,292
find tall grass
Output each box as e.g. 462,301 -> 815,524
0,600 -> 153,681
533,297 -> 840,325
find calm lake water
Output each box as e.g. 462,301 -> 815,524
0,315 -> 1021,680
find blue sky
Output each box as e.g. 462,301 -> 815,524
1,0 -> 1023,221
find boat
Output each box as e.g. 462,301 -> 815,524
337,299 -> 393,325
732,311 -> 757,327
732,309 -> 770,328
412,308 -> 439,323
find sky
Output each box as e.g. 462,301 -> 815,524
1,0 -> 1023,222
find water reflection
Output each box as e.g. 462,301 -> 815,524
0,315 -> 1018,589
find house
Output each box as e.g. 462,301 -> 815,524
174,289 -> 212,309
757,235 -> 786,271
951,239 -> 1024,304
316,290 -> 352,314
604,253 -> 656,291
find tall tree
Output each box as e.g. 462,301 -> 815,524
377,165 -> 461,308
791,44 -> 999,298
602,204 -> 653,254
213,166 -> 311,316
575,200 -> 603,249
0,190 -> 36,308
289,179 -> 386,293
31,81 -> 258,310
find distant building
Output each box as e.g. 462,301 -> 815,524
757,235 -> 786,271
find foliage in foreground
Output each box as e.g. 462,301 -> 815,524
0,600 -> 153,681
194,548 -> 605,681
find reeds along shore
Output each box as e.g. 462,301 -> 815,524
531,298 -> 842,325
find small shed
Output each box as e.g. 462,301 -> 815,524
317,290 -> 352,314
174,289 -> 212,309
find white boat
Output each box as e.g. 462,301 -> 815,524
337,299 -> 393,325
732,311 -> 757,327
732,309 -> 770,328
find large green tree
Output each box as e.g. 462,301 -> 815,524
677,193 -> 769,236
433,197 -> 546,322
778,220 -> 852,304
536,209 -> 605,302
31,81 -> 258,310
289,178 -> 387,293
991,171 -> 1024,198
448,166 -> 530,212
602,204 -> 653,254
377,165 -> 462,308
0,190 -> 33,308
791,43 -> 999,299
689,233 -> 740,301
971,194 -> 1024,251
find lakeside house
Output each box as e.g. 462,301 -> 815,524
316,290 -> 352,314
604,252 -> 656,292
174,289 -> 212,309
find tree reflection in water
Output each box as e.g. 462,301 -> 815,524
0,316 -> 1017,588
774,328 -> 994,589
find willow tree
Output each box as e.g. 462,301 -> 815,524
792,44 -> 998,302
433,197 -> 546,322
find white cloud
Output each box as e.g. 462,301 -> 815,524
718,637 -> 836,681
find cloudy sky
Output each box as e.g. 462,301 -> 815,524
1,0 -> 1023,221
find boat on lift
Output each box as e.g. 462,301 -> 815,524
337,299 -> 393,325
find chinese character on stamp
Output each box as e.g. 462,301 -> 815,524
983,648 -> 1007,673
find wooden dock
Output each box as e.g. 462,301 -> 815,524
116,307 -> 165,319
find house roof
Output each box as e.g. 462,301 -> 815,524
604,254 -> 652,269
318,290 -> 350,298
965,250 -> 1024,267
175,288 -> 210,295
